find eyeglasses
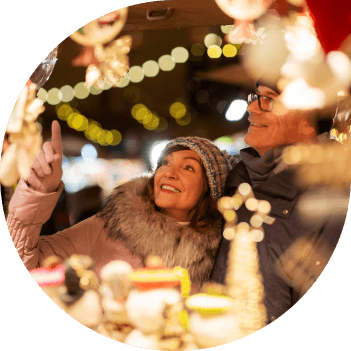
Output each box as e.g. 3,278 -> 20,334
248,93 -> 274,112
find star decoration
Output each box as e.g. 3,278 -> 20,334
217,182 -> 274,242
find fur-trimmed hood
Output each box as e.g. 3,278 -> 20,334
98,176 -> 222,286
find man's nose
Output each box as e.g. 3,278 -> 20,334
247,99 -> 262,114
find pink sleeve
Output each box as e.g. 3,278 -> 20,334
7,179 -> 103,270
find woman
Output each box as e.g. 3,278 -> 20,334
7,121 -> 236,288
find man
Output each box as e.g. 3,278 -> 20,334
211,79 -> 346,323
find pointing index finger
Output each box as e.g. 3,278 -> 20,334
51,120 -> 62,156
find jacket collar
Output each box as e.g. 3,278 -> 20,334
226,147 -> 299,201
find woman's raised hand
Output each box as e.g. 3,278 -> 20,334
26,120 -> 63,194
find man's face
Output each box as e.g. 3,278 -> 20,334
245,85 -> 317,156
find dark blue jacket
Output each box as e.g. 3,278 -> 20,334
211,147 -> 346,322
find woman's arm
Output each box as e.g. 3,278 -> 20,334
7,178 -> 105,270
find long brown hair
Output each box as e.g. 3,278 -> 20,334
143,145 -> 221,231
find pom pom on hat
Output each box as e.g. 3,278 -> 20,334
158,137 -> 237,201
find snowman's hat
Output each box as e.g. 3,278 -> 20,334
59,255 -> 99,305
30,258 -> 65,288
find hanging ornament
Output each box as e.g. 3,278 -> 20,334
0,81 -> 44,186
70,8 -> 131,88
214,0 -> 274,43
29,47 -> 58,90
70,8 -> 129,46
85,35 -> 132,88
72,45 -> 100,67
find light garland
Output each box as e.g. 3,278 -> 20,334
35,29 -> 240,145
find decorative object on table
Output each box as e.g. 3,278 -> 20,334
217,183 -> 269,339
58,255 -> 103,330
69,8 -> 131,88
186,293 -> 240,348
214,0 -> 273,43
0,81 -> 44,186
98,260 -> 134,342
124,256 -> 190,350
30,256 -> 65,305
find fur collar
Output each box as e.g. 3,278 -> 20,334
98,176 -> 222,286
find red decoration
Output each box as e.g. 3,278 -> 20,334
305,0 -> 351,53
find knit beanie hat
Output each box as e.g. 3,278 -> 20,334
157,137 -> 237,201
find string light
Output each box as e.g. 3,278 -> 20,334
55,102 -> 122,146
47,88 -> 62,105
158,55 -> 176,71
60,85 -> 75,102
207,45 -> 222,58
204,33 -> 222,48
142,60 -> 159,77
128,65 -> 145,83
223,44 -> 238,58
169,102 -> 187,119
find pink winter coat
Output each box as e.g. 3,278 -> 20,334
8,177 -> 222,285
7,179 -> 143,276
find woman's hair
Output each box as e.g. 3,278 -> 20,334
143,145 -> 221,230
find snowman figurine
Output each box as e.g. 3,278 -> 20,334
124,256 -> 189,350
186,293 -> 240,349
58,254 -> 103,331
97,260 -> 134,342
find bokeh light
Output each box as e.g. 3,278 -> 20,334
225,99 -> 248,121
207,45 -> 222,58
150,140 -> 170,169
169,102 -> 186,119
191,43 -> 206,57
223,44 -> 238,57
144,114 -> 160,130
90,85 -> 103,95
81,144 -> 98,160
74,82 -> 90,99
105,129 -> 122,146
158,55 -> 176,71
154,116 -> 168,132
72,114 -> 89,131
128,66 -> 145,83
47,88 -> 63,105
142,60 -> 160,77
171,47 -> 189,63
176,112 -> 191,126
204,33 -> 222,48
56,103 -> 73,121
37,88 -> 48,103
221,25 -> 234,34
60,85 -> 74,102
115,75 -> 130,88
132,104 -> 150,122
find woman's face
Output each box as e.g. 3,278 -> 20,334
154,149 -> 204,222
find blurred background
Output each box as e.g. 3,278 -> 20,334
26,0 -> 259,226
2,0 -> 350,229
